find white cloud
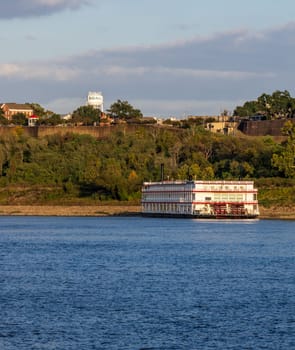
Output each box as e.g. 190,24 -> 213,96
0,64 -> 21,76
0,63 -> 81,80
1,24 -> 295,116
101,65 -> 274,80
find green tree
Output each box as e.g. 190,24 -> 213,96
71,105 -> 101,125
107,99 -> 143,121
234,90 -> 295,119
0,109 -> 8,125
257,93 -> 272,118
271,90 -> 295,119
233,100 -> 259,117
26,103 -> 47,117
10,113 -> 27,126
41,114 -> 63,126
271,121 -> 295,178
177,163 -> 214,180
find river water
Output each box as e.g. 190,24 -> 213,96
0,216 -> 294,349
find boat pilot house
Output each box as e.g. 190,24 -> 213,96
141,180 -> 259,219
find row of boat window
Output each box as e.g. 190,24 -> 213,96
142,193 -> 256,201
143,203 -> 191,213
142,192 -> 192,201
144,186 -> 248,191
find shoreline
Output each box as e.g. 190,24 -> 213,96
0,205 -> 294,220
0,205 -> 141,217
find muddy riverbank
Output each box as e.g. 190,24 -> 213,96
0,205 -> 294,219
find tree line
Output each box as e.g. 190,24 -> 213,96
233,90 -> 295,119
2,90 -> 295,127
0,100 -> 144,126
0,121 -> 294,205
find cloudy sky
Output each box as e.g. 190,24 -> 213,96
1,0 -> 295,117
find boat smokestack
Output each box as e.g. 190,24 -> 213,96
161,163 -> 164,182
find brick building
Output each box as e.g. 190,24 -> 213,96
1,103 -> 34,120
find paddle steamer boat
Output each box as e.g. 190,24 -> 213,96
141,180 -> 259,219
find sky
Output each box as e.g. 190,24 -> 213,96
1,0 -> 295,117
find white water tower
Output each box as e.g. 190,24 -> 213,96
87,91 -> 103,112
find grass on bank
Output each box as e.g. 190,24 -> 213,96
255,178 -> 295,208
1,178 -> 295,209
0,184 -> 140,206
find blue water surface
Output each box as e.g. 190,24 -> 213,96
0,217 -> 295,349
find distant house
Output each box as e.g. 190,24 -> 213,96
1,103 -> 34,121
205,120 -> 237,135
141,116 -> 158,124
61,113 -> 72,121
205,121 -> 226,133
99,112 -> 113,126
